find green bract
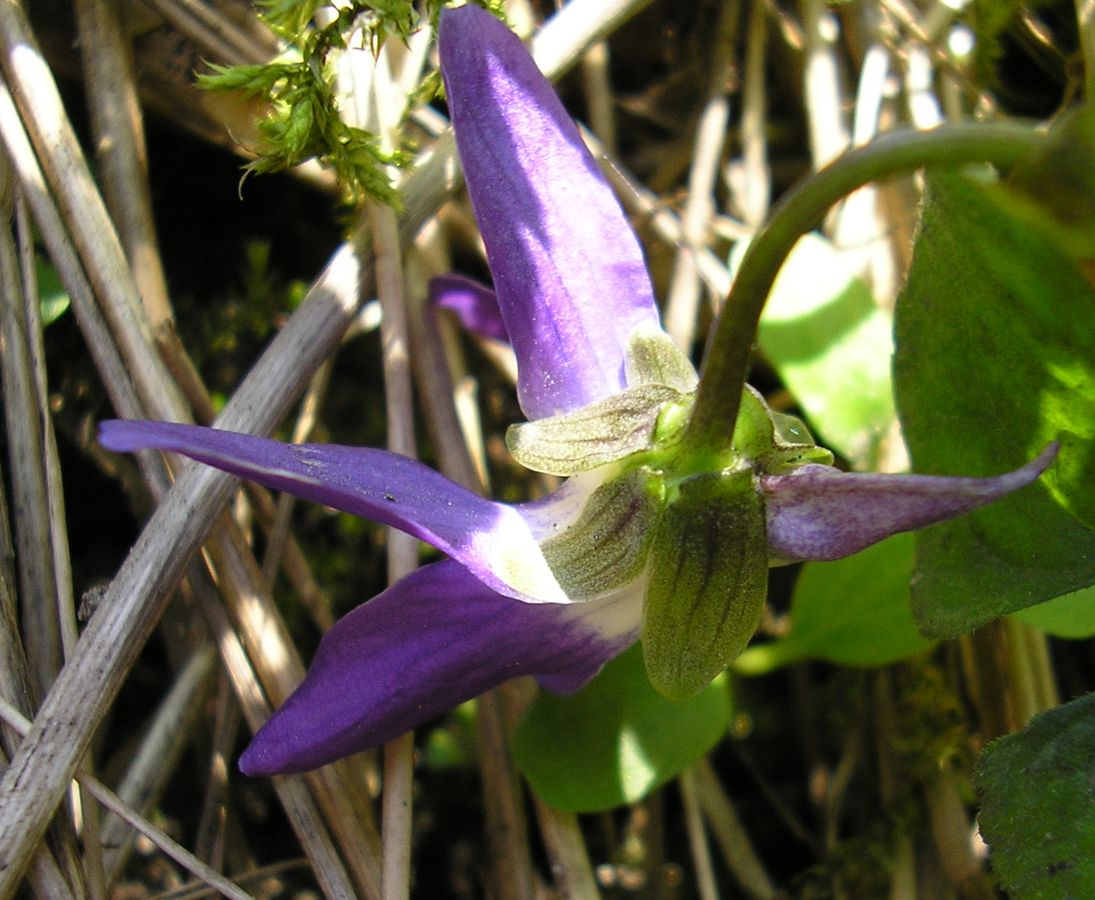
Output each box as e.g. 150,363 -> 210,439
733,386 -> 835,474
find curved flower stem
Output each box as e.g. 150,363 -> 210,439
682,122 -> 1046,461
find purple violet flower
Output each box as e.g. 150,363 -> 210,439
98,5 -> 1055,776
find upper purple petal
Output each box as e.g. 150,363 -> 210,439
762,443 -> 1058,561
98,420 -> 570,603
239,559 -> 641,775
430,274 -> 509,342
438,5 -> 660,420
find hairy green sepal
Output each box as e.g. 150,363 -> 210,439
507,328 -> 703,476
507,385 -> 685,475
625,325 -> 699,392
541,469 -> 661,599
642,470 -> 768,700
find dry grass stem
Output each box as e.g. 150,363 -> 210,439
405,266 -> 541,896
0,175 -> 63,697
581,41 -> 618,156
664,0 -> 739,349
530,795 -> 601,899
0,0 -> 188,421
0,696 -> 256,900
475,692 -> 539,900
0,238 -> 366,892
75,0 -> 174,331
372,197 -> 417,899
801,0 -> 851,168
0,398 -> 82,900
680,768 -> 720,900
100,646 -> 218,885
733,0 -> 771,228
0,81 -> 147,425
588,127 -> 736,296
694,759 -> 776,899
193,676 -> 242,869
141,0 -> 273,66
195,569 -> 361,898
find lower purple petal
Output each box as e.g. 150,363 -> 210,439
98,420 -> 567,602
762,443 -> 1058,561
240,560 -> 640,775
430,274 -> 509,342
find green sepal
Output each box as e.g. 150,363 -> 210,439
507,384 -> 684,475
642,470 -> 768,700
734,386 -> 834,473
541,468 -> 661,599
624,324 -> 699,392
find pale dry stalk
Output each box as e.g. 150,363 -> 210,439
663,0 -> 739,350
0,695 -> 256,900
680,768 -> 720,900
407,247 -> 539,898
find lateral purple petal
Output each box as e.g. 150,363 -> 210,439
762,443 -> 1058,562
98,420 -> 567,602
438,6 -> 660,420
239,560 -> 640,775
430,274 -> 509,343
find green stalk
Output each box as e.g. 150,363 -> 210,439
683,122 -> 1046,459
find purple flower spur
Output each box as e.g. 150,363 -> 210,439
99,5 -> 1055,776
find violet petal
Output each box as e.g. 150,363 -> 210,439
430,273 -> 509,343
762,443 -> 1058,562
439,6 -> 660,420
239,559 -> 641,775
98,420 -> 570,603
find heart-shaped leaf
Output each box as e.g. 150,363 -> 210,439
893,170 -> 1095,637
976,693 -> 1095,897
512,644 -> 730,812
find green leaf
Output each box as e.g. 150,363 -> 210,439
755,233 -> 896,468
976,693 -> 1095,898
35,256 -> 69,326
197,61 -> 288,95
642,470 -> 767,700
256,0 -> 323,37
1002,108 -> 1095,262
893,170 -> 1095,638
1010,584 -> 1095,639
512,644 -> 730,812
734,533 -> 934,675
